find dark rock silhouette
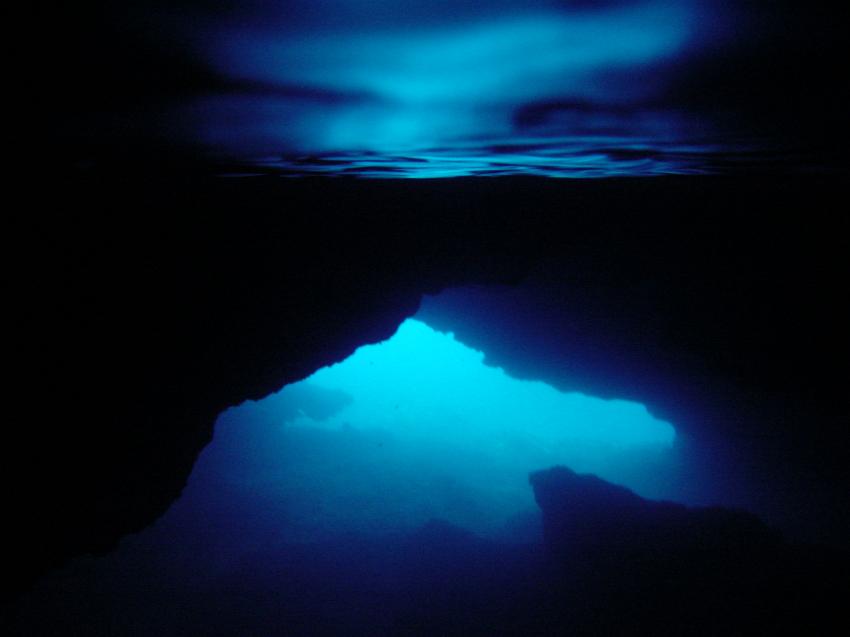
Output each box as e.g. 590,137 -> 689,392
531,465 -> 777,557
8,467 -> 848,636
530,466 -> 849,635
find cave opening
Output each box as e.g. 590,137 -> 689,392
185,317 -> 678,546
13,305 -> 846,636
8,313 -> 696,637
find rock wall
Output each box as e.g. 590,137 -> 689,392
530,466 -> 848,635
7,174 -> 848,597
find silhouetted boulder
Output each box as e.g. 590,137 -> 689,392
529,466 -> 848,635
531,466 -> 776,560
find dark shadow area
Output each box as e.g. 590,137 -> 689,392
6,174 -> 849,566
5,175 -> 849,637
528,466 -> 849,636
6,465 -> 846,636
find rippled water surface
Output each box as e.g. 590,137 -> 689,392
181,0 -> 834,179
216,137 -> 820,179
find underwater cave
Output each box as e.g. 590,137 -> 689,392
6,0 -> 849,635
194,316 -> 678,543
8,179 -> 849,634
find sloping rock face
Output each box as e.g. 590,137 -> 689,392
530,466 -> 848,635
531,466 -> 776,558
7,467 -> 847,636
6,176 -> 538,597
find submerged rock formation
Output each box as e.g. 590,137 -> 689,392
9,463 -> 846,636
530,466 -> 848,635
7,174 -> 849,603
531,466 -> 776,558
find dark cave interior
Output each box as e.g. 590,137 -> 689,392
5,174 -> 849,634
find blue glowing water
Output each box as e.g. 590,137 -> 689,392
199,317 -> 680,539
187,0 -> 799,177
219,132 -> 778,178
292,319 -> 675,452
120,317 -> 683,545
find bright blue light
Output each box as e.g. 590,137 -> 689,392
212,5 -> 691,106
297,319 -> 675,453
204,318 -> 677,536
187,1 -> 743,175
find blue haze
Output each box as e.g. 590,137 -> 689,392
185,319 -> 677,541
180,0 -> 760,176
9,318 -> 689,635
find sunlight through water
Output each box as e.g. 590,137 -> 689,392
201,319 -> 678,538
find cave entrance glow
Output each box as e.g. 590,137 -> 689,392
199,318 -> 676,541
